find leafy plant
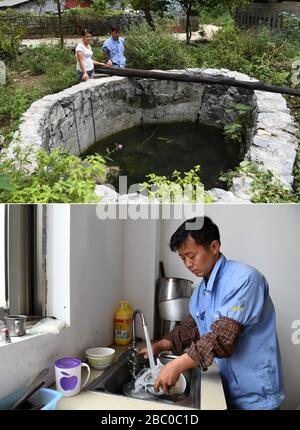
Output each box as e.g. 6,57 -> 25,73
0,86 -> 44,137
279,12 -> 300,48
141,165 -> 214,203
196,2 -> 233,27
20,45 -> 75,75
1,45 -> 78,139
125,22 -> 197,70
44,65 -> 77,93
0,145 -> 107,203
90,0 -> 109,14
219,161 -> 297,203
197,23 -> 296,86
63,5 -> 124,17
0,21 -> 25,61
223,103 -> 252,143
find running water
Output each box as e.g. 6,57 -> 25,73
143,324 -> 156,379
123,322 -> 164,399
123,317 -> 186,400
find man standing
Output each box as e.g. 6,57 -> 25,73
102,26 -> 126,68
140,216 -> 285,410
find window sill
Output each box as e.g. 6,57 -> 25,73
0,325 -> 69,348
0,332 -> 47,348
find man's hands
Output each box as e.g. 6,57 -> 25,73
106,60 -> 113,67
153,360 -> 181,393
139,340 -> 198,394
155,353 -> 197,394
139,338 -> 171,359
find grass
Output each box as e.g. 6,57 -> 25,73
197,3 -> 234,27
0,45 -> 78,144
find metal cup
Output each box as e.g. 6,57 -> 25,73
4,315 -> 27,337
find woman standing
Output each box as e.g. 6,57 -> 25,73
75,29 -> 105,82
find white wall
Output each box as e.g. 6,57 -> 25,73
159,205 -> 300,410
0,205 -> 5,308
69,205 -> 124,347
122,219 -> 160,338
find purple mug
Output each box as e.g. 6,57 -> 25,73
55,357 -> 90,397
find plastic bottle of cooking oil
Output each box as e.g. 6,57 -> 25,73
114,301 -> 133,345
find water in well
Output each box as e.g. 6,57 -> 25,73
85,122 -> 245,191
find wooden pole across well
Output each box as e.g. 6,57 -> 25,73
94,65 -> 300,97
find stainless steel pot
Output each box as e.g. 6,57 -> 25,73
155,277 -> 193,337
4,315 -> 27,337
156,278 -> 193,302
158,297 -> 190,321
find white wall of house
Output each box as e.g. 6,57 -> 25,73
12,0 -> 62,14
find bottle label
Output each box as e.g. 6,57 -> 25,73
114,318 -> 132,340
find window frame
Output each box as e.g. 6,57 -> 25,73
5,205 -> 47,320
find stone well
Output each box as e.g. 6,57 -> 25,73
12,68 -> 299,202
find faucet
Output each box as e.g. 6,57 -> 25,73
0,307 -> 9,323
128,309 -> 148,379
131,309 -> 147,353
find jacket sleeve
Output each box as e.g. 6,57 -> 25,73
162,313 -> 200,355
184,317 -> 243,371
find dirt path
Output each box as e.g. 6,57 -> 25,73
21,36 -> 107,49
173,25 -> 220,42
21,25 -> 221,48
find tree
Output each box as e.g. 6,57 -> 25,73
130,0 -> 170,30
176,0 -> 253,44
223,0 -> 253,16
175,0 -> 200,44
56,0 -> 65,48
90,0 -> 109,13
36,0 -> 65,48
205,0 -> 253,16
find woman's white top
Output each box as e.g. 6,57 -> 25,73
75,43 -> 94,72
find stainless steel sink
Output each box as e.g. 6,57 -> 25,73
87,351 -> 201,409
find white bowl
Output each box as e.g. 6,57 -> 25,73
85,347 -> 115,370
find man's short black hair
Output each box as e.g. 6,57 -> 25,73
170,217 -> 220,252
111,26 -> 121,32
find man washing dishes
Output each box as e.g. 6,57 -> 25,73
140,216 -> 285,410
102,26 -> 126,68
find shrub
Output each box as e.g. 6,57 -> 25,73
20,44 -> 75,75
0,145 -> 107,203
197,24 -> 296,86
44,65 -> 77,93
0,21 -> 24,61
279,12 -> 300,48
63,6 -> 124,18
125,23 -> 197,70
219,161 -> 298,203
197,3 -> 233,27
141,165 -> 214,203
0,85 -> 43,133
